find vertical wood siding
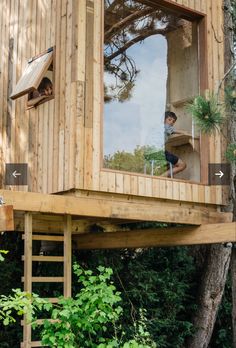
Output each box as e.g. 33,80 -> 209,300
0,0 -> 87,194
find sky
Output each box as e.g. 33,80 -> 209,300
104,35 -> 168,156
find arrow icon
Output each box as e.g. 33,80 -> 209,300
215,170 -> 224,178
12,170 -> 21,178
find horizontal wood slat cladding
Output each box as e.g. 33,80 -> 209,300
0,0 -> 226,207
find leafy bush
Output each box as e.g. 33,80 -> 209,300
78,247 -> 196,348
36,265 -> 122,347
36,264 -> 156,348
0,289 -> 47,326
0,248 -> 156,348
0,250 -> 8,262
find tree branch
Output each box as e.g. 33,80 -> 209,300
105,28 -> 169,62
217,60 -> 236,97
105,0 -> 123,13
105,7 -> 155,42
105,0 -> 123,12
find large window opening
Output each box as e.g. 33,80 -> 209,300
103,1 -> 201,182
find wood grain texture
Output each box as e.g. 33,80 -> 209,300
74,222 -> 236,249
0,205 -> 14,231
0,189 -> 232,225
0,0 -> 227,208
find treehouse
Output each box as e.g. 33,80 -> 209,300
0,0 -> 235,347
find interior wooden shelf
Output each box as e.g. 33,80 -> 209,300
166,133 -> 200,152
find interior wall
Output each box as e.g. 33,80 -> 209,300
165,20 -> 200,181
166,21 -> 199,131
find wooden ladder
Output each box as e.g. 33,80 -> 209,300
21,212 -> 72,348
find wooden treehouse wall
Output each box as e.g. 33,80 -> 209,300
0,0 -> 85,194
0,0 -> 227,207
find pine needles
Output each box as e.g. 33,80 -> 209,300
226,143 -> 236,163
186,95 -> 224,134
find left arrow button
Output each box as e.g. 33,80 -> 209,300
12,170 -> 22,178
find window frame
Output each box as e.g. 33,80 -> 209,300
10,46 -> 55,108
102,0 -> 209,184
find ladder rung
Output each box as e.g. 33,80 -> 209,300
35,318 -> 60,325
46,297 -> 60,303
21,318 -> 60,326
22,277 -> 64,283
33,235 -> 64,241
22,234 -> 64,241
22,255 -> 64,262
21,341 -> 44,347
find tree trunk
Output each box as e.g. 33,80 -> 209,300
232,247 -> 236,347
187,245 -> 231,348
187,1 -> 235,346
224,0 -> 236,346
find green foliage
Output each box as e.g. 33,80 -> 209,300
104,145 -> 167,176
225,143 -> 236,162
225,81 -> 236,112
143,147 -> 166,174
0,238 -> 233,348
33,264 -> 122,347
34,264 -> 156,348
186,95 -> 224,134
104,146 -> 145,173
0,250 -> 8,262
123,247 -> 195,348
78,247 -> 196,348
127,309 -> 156,348
0,249 -> 156,348
0,233 -> 24,346
0,289 -> 48,326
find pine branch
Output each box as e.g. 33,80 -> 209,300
105,7 -> 155,42
105,0 -> 123,13
105,27 -> 169,62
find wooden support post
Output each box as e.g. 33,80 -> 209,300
0,205 -> 14,231
64,215 -> 72,298
23,212 -> 32,348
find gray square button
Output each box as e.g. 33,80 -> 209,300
5,163 -> 28,185
208,163 -> 230,185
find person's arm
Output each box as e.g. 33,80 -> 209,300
27,94 -> 48,107
173,129 -> 189,135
